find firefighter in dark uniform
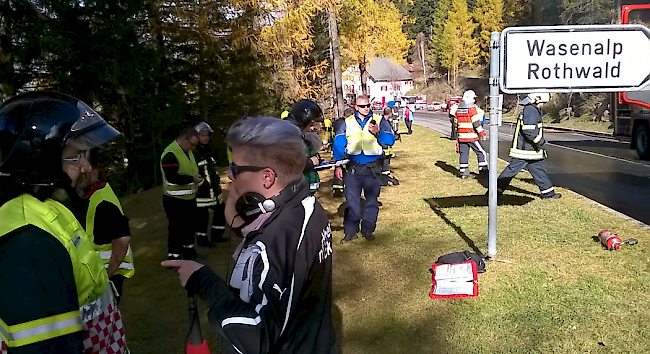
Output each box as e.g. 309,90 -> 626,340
449,101 -> 459,140
497,93 -> 562,199
332,107 -> 354,198
334,95 -> 395,243
285,99 -> 324,195
0,91 -> 128,353
161,128 -> 202,260
455,90 -> 488,179
194,122 -> 227,246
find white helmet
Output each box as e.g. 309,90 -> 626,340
195,122 -> 214,133
462,90 -> 476,103
528,93 -> 550,104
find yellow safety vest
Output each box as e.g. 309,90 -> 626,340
86,183 -> 135,278
509,115 -> 545,160
0,194 -> 109,348
345,114 -> 384,156
160,140 -> 199,200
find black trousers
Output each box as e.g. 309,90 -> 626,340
458,140 -> 488,176
497,158 -> 555,196
344,162 -> 381,236
380,155 -> 392,185
110,274 -> 126,305
196,203 -> 227,239
162,195 -> 197,254
450,117 -> 457,139
333,168 -> 345,197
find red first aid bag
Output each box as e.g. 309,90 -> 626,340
429,260 -> 478,299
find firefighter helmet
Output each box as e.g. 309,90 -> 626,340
462,90 -> 477,104
286,99 -> 323,130
528,93 -> 550,104
195,122 -> 214,133
0,91 -> 120,186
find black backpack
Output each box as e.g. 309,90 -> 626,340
435,251 -> 486,273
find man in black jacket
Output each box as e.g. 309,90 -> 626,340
163,117 -> 337,354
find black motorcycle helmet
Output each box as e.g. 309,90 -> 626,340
0,91 -> 120,187
286,99 -> 323,130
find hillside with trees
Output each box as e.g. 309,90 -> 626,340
1,0 -> 647,193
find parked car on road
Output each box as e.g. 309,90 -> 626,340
427,102 -> 442,111
372,101 -> 383,110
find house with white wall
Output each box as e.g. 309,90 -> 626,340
342,57 -> 414,106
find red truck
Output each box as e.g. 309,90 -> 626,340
444,96 -> 462,112
612,4 -> 650,159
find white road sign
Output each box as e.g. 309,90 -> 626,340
500,25 -> 650,93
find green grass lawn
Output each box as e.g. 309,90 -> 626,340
316,125 -> 650,354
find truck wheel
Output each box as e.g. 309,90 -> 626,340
635,124 -> 650,160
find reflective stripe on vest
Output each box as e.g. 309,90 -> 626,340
0,310 -> 82,347
196,157 -> 217,207
160,140 -> 199,200
345,114 -> 384,156
86,183 -> 135,279
0,194 -> 109,347
455,106 -> 481,142
509,117 -> 544,160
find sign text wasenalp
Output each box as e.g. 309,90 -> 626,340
500,25 -> 650,93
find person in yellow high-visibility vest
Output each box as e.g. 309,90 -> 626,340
0,91 -> 128,353
161,128 -> 202,260
75,163 -> 134,304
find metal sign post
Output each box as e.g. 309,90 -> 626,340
487,31 -> 501,258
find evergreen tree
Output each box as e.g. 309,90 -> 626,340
561,0 -> 615,24
406,0 -> 438,39
439,0 -> 478,87
429,0 -> 452,67
473,0 -> 505,63
502,0 -> 528,26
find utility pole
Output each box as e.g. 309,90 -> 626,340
418,33 -> 427,86
328,7 -> 345,117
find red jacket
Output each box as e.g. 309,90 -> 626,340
455,104 -> 485,142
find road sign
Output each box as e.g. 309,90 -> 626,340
500,25 -> 650,93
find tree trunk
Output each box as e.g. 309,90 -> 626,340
421,39 -> 427,86
199,37 -> 208,122
328,7 -> 345,117
418,32 -> 427,86
360,56 -> 368,96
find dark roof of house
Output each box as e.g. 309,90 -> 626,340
367,57 -> 413,82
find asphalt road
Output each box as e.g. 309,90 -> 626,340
413,110 -> 650,226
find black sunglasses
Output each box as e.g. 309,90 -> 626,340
357,104 -> 371,108
229,162 -> 276,179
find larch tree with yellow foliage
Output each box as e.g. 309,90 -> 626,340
339,0 -> 412,95
255,0 -> 338,101
473,0 -> 505,64
438,0 -> 478,88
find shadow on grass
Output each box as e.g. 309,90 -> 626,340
435,160 -> 459,176
435,161 -> 490,188
424,198 -> 485,256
